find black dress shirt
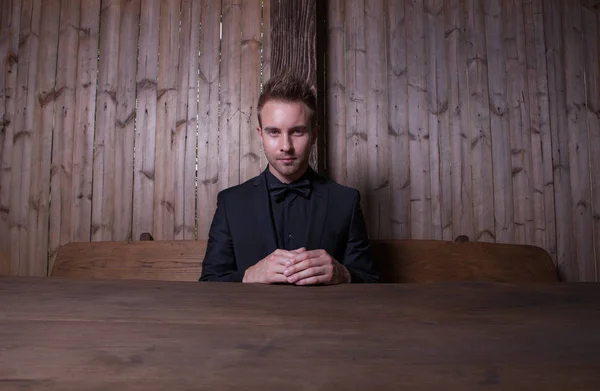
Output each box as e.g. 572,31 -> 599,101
265,168 -> 312,250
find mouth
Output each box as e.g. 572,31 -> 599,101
277,157 -> 296,164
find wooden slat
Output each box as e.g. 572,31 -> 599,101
484,0 -> 514,244
9,0 -> 41,275
406,0 -> 431,239
132,0 -> 160,239
153,0 -> 180,240
504,0 -> 534,245
326,0 -> 347,185
174,0 -> 198,240
219,0 -> 242,191
71,0 -> 101,243
465,0 -> 494,242
446,0 -> 474,240
261,1 -> 270,171
113,0 -> 140,241
373,239 -> 558,283
531,0 -> 556,263
239,0 -> 262,183
49,1 -> 80,271
344,0 -> 368,216
91,0 -> 121,242
426,0 -> 449,240
262,0 -> 271,84
196,0 -> 221,240
52,240 -> 205,281
0,0 -> 21,275
563,0 -> 595,281
26,0 -> 60,276
543,0 -> 574,280
387,0 -> 410,239
582,1 -> 600,281
364,0 -> 390,239
523,0 -> 547,252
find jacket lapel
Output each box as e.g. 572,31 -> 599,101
252,169 -> 278,253
304,172 -> 329,250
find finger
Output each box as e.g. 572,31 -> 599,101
284,259 -> 313,276
286,265 -> 327,284
294,274 -> 329,286
273,248 -> 300,258
271,253 -> 299,266
291,247 -> 306,254
285,253 -> 331,275
267,272 -> 290,284
287,250 -> 324,266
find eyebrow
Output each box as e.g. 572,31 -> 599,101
263,126 -> 308,132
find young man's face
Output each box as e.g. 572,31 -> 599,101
258,100 -> 317,183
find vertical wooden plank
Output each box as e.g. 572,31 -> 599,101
270,0 -> 319,170
27,0 -> 60,275
364,0 -> 390,239
387,0 -> 410,239
344,0 -> 368,218
446,0 -> 474,240
406,0 -> 432,239
261,0 -> 270,172
563,0 -> 594,281
326,0 -> 347,185
197,0 -> 221,240
132,0 -> 159,240
219,0 -> 242,190
49,0 -> 80,270
543,0 -> 575,280
113,0 -> 140,241
9,0 -> 41,274
0,0 -> 21,274
154,0 -> 180,240
531,0 -> 556,263
504,0 -> 534,245
484,0 -> 514,244
465,0 -> 494,242
426,0 -> 450,240
239,0 -> 261,183
175,0 -> 199,240
523,0 -> 547,252
71,0 -> 101,243
92,0 -> 120,242
0,0 -> 8,176
262,0 -> 271,84
582,1 -> 600,281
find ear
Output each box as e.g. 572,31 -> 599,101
257,127 -> 263,140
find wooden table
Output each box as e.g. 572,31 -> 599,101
1,277 -> 600,390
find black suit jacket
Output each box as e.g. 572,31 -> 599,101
199,168 -> 379,283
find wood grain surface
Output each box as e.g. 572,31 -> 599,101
1,277 -> 599,390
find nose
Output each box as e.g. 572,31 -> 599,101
280,133 -> 293,152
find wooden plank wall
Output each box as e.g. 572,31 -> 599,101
326,0 -> 600,282
0,0 -> 268,276
0,0 -> 599,282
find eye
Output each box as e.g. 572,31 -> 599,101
292,128 -> 307,135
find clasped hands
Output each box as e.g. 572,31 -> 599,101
242,248 -> 351,285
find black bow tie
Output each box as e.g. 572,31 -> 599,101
269,179 -> 311,202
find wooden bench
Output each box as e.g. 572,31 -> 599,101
51,237 -> 559,283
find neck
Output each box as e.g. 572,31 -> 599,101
269,164 -> 309,184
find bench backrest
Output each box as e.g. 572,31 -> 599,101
51,239 -> 559,283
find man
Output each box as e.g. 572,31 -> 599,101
199,74 -> 379,284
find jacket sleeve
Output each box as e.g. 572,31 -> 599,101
342,191 -> 380,283
199,192 -> 245,282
